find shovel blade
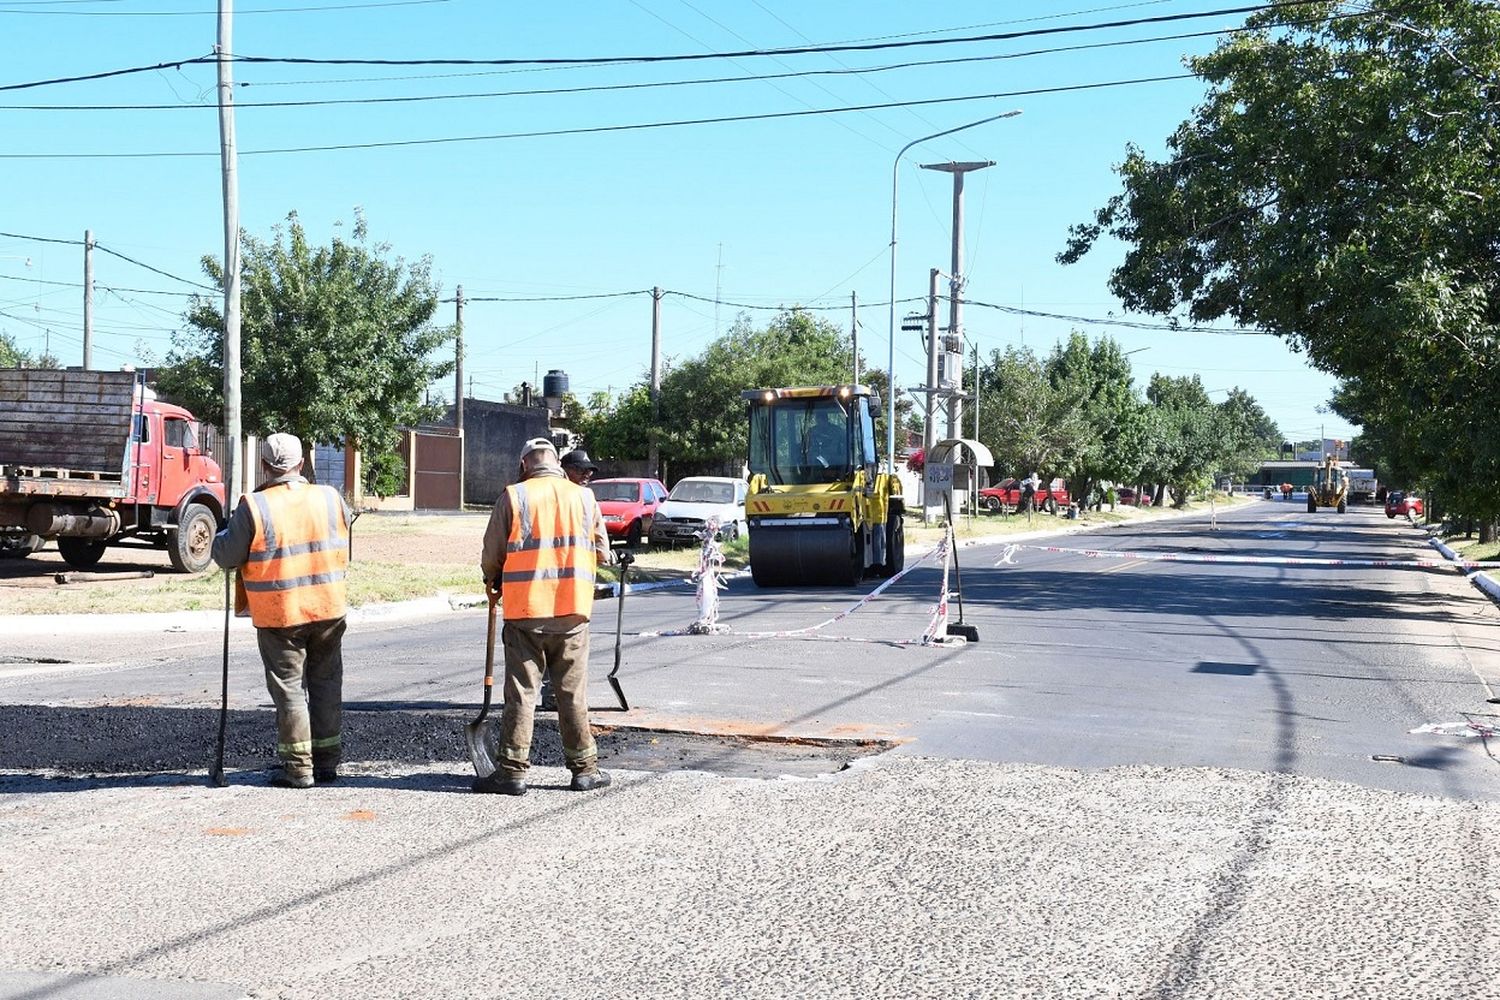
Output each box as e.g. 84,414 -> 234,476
464,718 -> 503,779
946,623 -> 980,643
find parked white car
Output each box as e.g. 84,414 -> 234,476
649,476 -> 749,545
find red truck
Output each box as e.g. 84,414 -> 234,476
0,369 -> 227,572
979,476 -> 1071,515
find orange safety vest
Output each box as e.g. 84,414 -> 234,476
501,475 -> 597,621
240,482 -> 350,628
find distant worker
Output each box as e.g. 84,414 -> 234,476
560,448 -> 599,486
1021,471 -> 1041,512
476,437 -> 612,796
211,433 -> 351,789
807,409 -> 849,468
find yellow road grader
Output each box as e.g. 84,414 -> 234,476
742,384 -> 905,586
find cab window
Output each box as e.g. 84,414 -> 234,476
164,418 -> 195,450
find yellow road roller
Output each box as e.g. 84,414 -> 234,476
741,384 -> 905,586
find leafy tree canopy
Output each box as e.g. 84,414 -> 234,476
0,330 -> 60,370
159,211 -> 454,479
1061,0 -> 1500,522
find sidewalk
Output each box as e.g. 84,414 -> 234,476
1,754 -> 1495,999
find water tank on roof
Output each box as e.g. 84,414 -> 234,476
543,369 -> 569,399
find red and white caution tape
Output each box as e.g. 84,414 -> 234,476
636,533 -> 944,641
994,543 -> 1500,570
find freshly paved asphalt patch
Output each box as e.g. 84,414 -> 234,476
0,705 -> 884,781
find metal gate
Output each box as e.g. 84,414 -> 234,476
409,427 -> 463,509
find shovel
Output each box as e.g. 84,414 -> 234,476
605,550 -> 633,711
464,590 -> 503,779
943,494 -> 979,643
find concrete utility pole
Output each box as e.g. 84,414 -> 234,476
923,268 -> 940,458
216,0 -> 243,499
454,285 -> 464,431
920,160 -> 994,440
850,291 -> 859,385
82,230 -> 93,370
648,286 -> 662,478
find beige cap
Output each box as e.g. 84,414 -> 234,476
519,436 -> 557,463
260,432 -> 304,473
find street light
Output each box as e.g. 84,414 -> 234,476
886,109 -> 1021,474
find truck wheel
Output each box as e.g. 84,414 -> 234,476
882,512 -> 905,576
626,519 -> 642,548
169,504 -> 217,573
1337,500 -> 1347,514
1045,497 -> 1058,515
1307,499 -> 1317,513
0,532 -> 43,560
983,496 -> 1001,514
58,537 -> 107,569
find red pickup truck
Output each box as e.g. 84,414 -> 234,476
980,477 -> 1071,514
0,368 -> 227,572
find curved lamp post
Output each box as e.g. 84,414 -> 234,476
885,109 -> 1022,473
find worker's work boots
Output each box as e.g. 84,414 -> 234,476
472,772 -> 527,796
570,769 -> 612,792
269,769 -> 314,789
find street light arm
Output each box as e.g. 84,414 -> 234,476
886,109 -> 1021,476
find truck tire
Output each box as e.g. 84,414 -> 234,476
0,532 -> 43,560
626,519 -> 642,548
169,503 -> 218,574
58,537 -> 107,569
882,511 -> 905,576
1044,497 -> 1058,515
1337,500 -> 1347,514
1307,498 -> 1318,513
983,495 -> 1001,514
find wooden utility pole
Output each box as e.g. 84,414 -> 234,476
648,286 -> 662,478
850,291 -> 859,385
923,268 -> 940,458
216,0 -> 242,499
454,284 -> 465,430
82,230 -> 93,370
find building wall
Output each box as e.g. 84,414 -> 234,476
450,399 -> 553,507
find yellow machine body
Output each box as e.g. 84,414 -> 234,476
1308,456 -> 1349,513
741,385 -> 905,586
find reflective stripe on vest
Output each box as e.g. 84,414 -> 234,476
241,482 -> 349,628
501,476 -> 596,621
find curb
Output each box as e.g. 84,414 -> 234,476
1426,535 -> 1500,607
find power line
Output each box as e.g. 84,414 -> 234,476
92,243 -> 218,291
0,270 -> 197,297
0,22 -> 1276,112
0,55 -> 213,93
224,2 -> 1321,69
959,298 -> 1272,336
0,0 -> 450,13
0,72 -> 1195,158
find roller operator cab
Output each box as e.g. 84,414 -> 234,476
1307,455 -> 1349,514
741,385 -> 904,586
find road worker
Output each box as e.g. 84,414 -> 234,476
211,433 -> 351,789
476,437 -> 611,796
560,448 -> 599,485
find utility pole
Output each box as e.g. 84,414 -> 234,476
648,286 -> 662,478
216,0 -> 243,499
454,284 -> 464,431
82,230 -> 93,370
713,244 -> 724,339
920,160 -> 994,439
850,291 -> 859,384
923,268 -> 940,458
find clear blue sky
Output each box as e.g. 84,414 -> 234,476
0,0 -> 1356,447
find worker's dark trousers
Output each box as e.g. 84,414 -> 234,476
258,617 -> 346,777
497,623 -> 598,777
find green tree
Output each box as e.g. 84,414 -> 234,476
160,211 -> 454,482
575,309 -> 903,476
1143,374 -> 1225,506
1042,333 -> 1150,503
0,331 -> 59,369
972,345 -> 1088,484
1217,387 -> 1281,482
1060,0 -> 1500,527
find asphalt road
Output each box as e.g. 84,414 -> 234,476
4,499 -> 1497,799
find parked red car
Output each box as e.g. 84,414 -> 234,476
980,477 -> 1071,514
1385,490 -> 1424,519
588,478 -> 667,546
